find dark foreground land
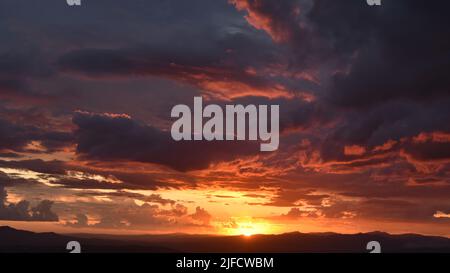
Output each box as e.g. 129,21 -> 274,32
0,226 -> 449,253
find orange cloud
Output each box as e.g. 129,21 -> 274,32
231,0 -> 301,43
413,132 -> 450,144
344,145 -> 366,156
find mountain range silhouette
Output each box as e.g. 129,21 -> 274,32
1,226 -> 449,253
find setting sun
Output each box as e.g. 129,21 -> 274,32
231,222 -> 271,237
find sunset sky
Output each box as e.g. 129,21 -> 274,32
0,0 -> 449,237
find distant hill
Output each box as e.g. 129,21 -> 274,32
1,226 -> 449,253
0,226 -> 175,253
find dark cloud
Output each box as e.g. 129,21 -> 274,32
265,188 -> 329,207
66,202 -> 192,230
0,152 -> 22,158
66,213 -> 89,228
234,0 -> 450,106
0,119 -> 40,151
0,186 -> 58,222
232,0 -> 304,43
0,118 -> 72,153
56,43 -> 304,99
54,0 -> 297,100
0,50 -> 52,78
76,190 -> 176,206
232,0 -> 321,69
73,111 -> 260,171
319,198 -> 450,223
279,207 -> 318,220
0,171 -> 39,188
311,0 -> 450,107
405,147 -> 450,164
190,206 -> 212,225
229,96 -> 332,132
159,204 -> 189,217
0,159 -> 67,175
274,197 -> 450,224
0,158 -> 186,190
0,50 -> 54,103
50,178 -> 137,191
53,1 -> 323,100
402,133 -> 450,162
316,98 -> 450,165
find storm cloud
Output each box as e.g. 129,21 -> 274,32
73,111 -> 261,171
0,186 -> 59,222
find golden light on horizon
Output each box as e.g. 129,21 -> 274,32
238,224 -> 255,237
230,221 -> 271,237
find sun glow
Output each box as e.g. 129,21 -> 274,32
230,221 -> 271,237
